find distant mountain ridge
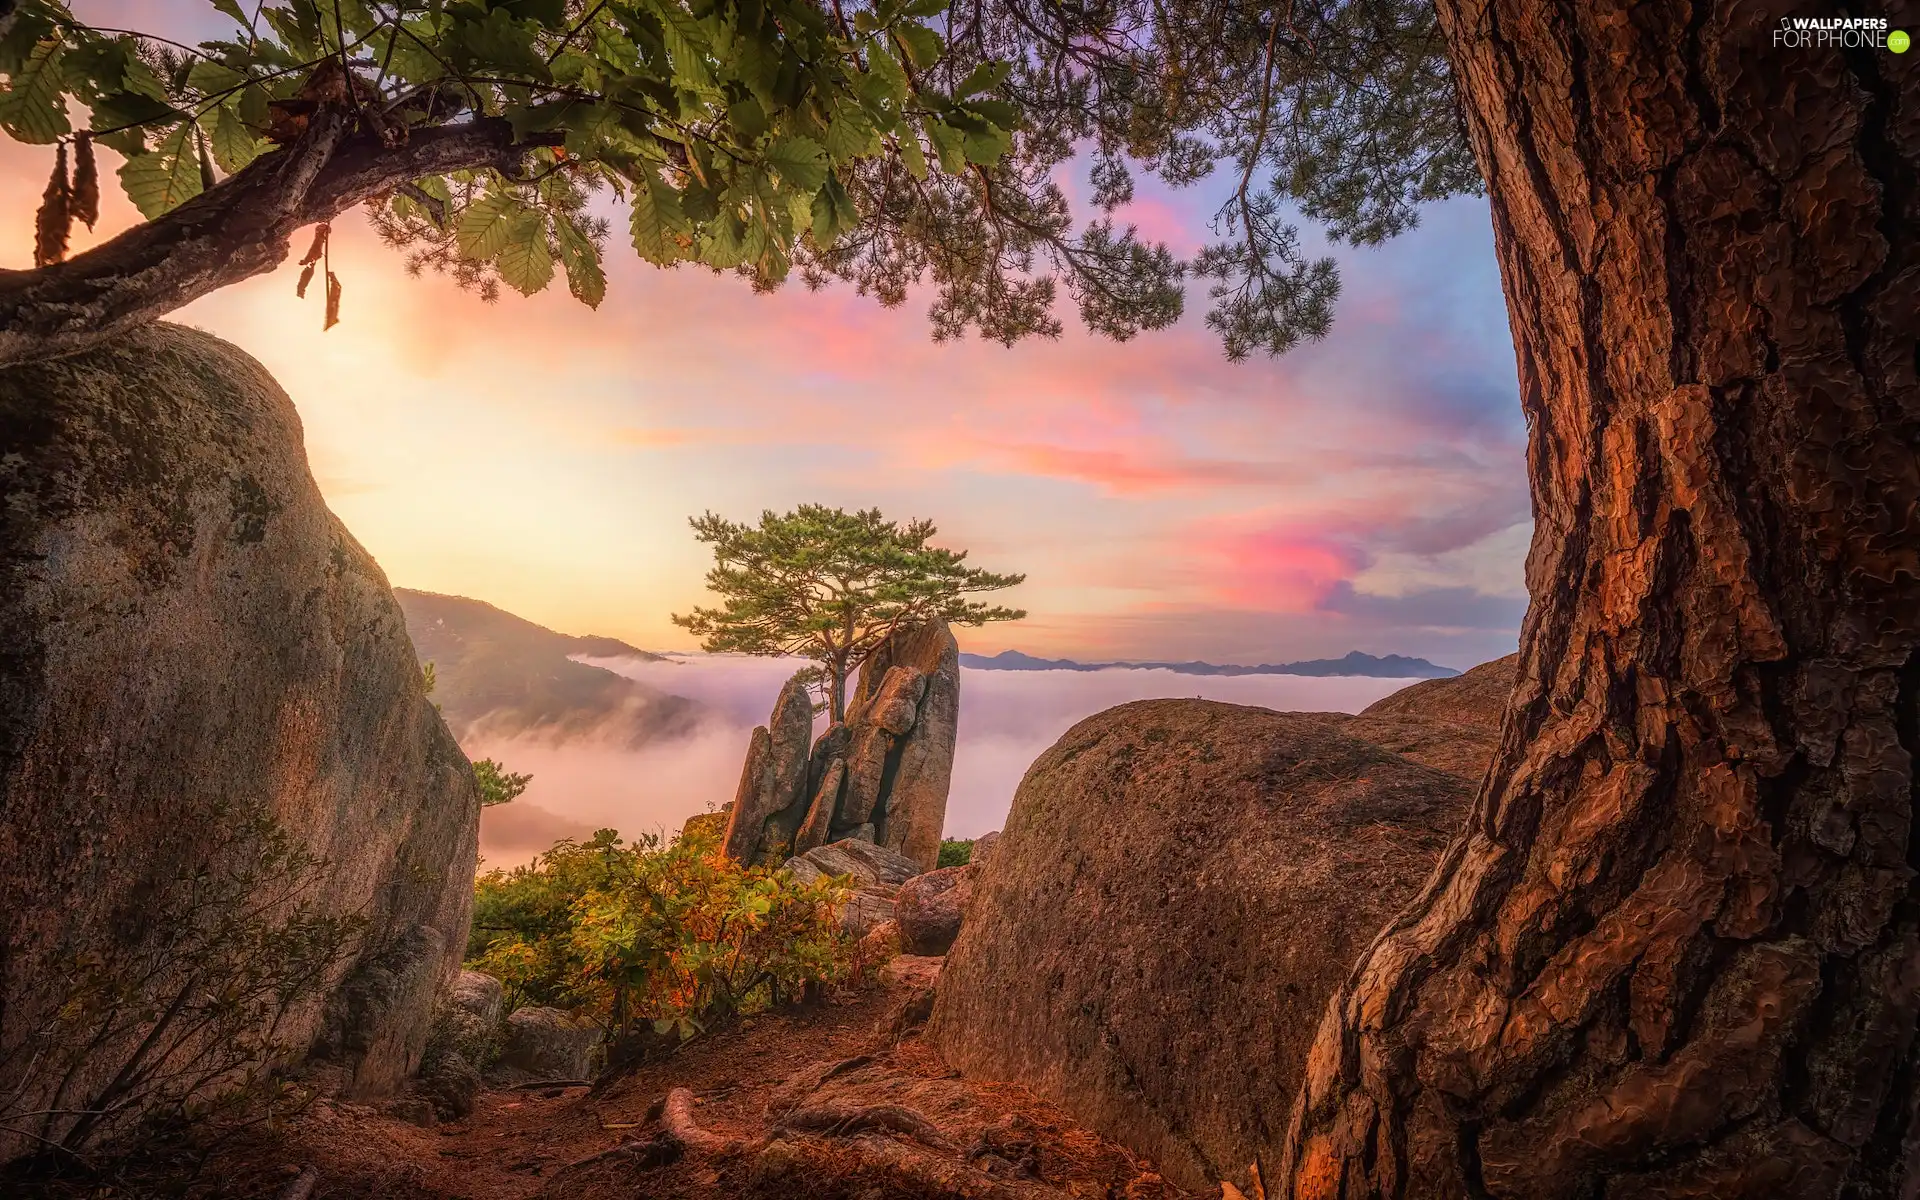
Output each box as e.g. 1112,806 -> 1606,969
957,648 -> 1459,678
397,588 -> 704,747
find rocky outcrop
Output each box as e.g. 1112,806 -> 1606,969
895,864 -> 973,956
928,699 -> 1479,1192
784,838 -> 923,889
850,620 -> 961,871
0,326 -> 479,1160
725,621 -> 961,872
786,838 -> 923,937
500,1007 -> 601,1079
723,672 -> 816,863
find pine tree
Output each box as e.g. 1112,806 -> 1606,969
672,504 -> 1023,720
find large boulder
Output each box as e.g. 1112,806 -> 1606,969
928,699 -> 1476,1192
894,864 -> 973,955
500,1007 -> 601,1079
0,326 -> 479,1160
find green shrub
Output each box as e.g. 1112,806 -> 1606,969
937,838 -> 974,869
467,823 -> 853,1038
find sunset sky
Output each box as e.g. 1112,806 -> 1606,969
3,1 -> 1531,669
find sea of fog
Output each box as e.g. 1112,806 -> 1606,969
469,655 -> 1416,868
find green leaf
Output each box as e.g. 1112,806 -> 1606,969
210,0 -> 251,26
810,174 -> 857,246
187,60 -> 248,97
955,60 -> 1010,99
823,107 -> 876,164
501,0 -> 568,31
764,134 -> 826,193
117,122 -> 202,217
901,0 -> 947,15
647,0 -> 711,85
239,83 -> 271,131
699,208 -> 747,268
863,40 -> 907,104
893,23 -> 942,70
731,27 -> 782,106
964,97 -> 1018,129
962,122 -> 1011,166
897,130 -> 927,180
200,102 -> 263,173
924,119 -> 965,174
555,218 -> 606,308
0,38 -> 69,144
87,90 -> 177,155
495,211 -> 555,295
120,55 -> 172,103
455,192 -> 520,260
629,175 -> 691,264
455,8 -> 548,80
0,9 -> 55,75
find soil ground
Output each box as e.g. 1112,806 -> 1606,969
6,965 -> 1194,1200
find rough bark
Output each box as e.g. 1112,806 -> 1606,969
1279,3 -> 1920,1197
0,114 -> 554,367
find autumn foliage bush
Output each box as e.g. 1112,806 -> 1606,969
467,824 -> 853,1040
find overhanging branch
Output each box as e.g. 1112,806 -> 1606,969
0,115 -> 560,366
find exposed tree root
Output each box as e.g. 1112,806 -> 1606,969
661,1088 -> 739,1155
820,1131 -> 1075,1198
779,1103 -> 953,1149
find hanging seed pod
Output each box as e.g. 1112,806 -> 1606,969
33,144 -> 72,268
71,134 -> 99,230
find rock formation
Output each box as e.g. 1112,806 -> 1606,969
783,838 -> 923,889
785,838 -> 924,937
928,693 -> 1491,1191
721,670 -> 815,863
0,326 -> 479,1161
724,620 -> 960,871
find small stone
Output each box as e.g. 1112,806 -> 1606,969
895,865 -> 973,956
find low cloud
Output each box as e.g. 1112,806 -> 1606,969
471,654 -> 1418,864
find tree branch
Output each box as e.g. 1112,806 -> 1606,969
0,115 -> 560,366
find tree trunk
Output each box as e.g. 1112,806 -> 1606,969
0,114 -> 552,366
829,655 -> 849,724
1280,2 -> 1919,1197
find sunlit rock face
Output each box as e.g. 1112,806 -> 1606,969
928,662 -> 1515,1192
0,324 -> 478,1160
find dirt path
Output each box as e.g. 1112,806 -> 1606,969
39,968 -> 1193,1199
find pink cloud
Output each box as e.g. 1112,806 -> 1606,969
1206,528 -> 1369,611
